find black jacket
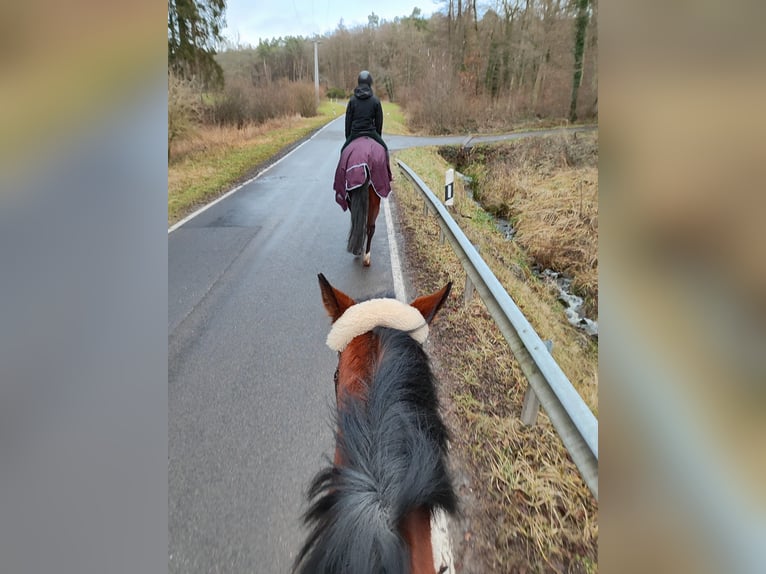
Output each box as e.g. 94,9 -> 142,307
345,84 -> 383,139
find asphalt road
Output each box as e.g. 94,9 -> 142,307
168,116 -> 402,573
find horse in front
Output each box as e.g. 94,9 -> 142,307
294,274 -> 458,574
333,136 -> 392,267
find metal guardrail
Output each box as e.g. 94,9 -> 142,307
398,160 -> 599,500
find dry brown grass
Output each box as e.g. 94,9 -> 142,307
489,164 -> 598,318
452,132 -> 599,318
169,115 -> 309,165
391,143 -> 598,573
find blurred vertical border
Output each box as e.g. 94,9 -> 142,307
0,1 -> 167,573
601,0 -> 766,572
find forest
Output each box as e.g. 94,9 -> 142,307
170,0 -> 597,137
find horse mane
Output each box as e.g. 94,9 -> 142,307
294,327 -> 457,574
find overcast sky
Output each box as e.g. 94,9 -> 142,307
222,0 -> 442,46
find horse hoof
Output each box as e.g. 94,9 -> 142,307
363,253 -> 371,267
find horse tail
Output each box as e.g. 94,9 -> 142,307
346,179 -> 369,256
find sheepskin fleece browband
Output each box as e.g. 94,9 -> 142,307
326,298 -> 428,352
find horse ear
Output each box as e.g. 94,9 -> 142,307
318,273 -> 356,322
410,282 -> 452,325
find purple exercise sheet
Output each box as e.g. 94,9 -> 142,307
333,136 -> 392,211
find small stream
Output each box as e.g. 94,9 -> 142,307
496,217 -> 517,241
538,269 -> 599,337
460,173 -> 598,338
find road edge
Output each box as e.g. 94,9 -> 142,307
168,116 -> 342,234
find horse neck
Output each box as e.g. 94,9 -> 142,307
336,332 -> 378,404
334,332 -> 377,466
402,507 -> 436,574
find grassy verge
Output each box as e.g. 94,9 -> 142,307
391,143 -> 598,572
381,101 -> 410,135
168,101 -> 340,226
168,100 -> 408,227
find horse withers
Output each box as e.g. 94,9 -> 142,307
333,136 -> 392,267
294,274 -> 458,574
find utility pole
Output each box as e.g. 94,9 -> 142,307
313,40 -> 321,105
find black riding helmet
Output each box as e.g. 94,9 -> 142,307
357,70 -> 373,87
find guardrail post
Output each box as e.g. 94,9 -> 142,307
463,245 -> 479,306
521,340 -> 553,426
464,276 -> 474,306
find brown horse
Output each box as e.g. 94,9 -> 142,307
294,274 -> 457,574
333,136 -> 392,267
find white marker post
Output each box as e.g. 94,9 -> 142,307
444,168 -> 454,206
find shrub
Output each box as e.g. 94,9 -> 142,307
250,83 -> 287,123
168,73 -> 202,149
207,79 -> 319,128
211,78 -> 250,128
293,82 -> 318,117
326,87 -> 347,99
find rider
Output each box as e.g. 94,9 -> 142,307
342,70 -> 391,180
343,70 -> 387,152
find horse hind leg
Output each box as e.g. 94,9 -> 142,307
363,189 -> 381,267
363,222 -> 374,267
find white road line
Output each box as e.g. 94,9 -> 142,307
168,117 -> 341,234
383,197 -> 406,302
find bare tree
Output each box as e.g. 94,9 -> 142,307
211,2 -> 597,130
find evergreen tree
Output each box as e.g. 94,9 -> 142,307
168,0 -> 226,88
568,0 -> 590,122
